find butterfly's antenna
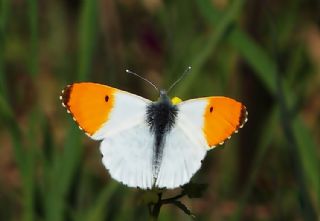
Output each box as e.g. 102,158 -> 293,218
126,69 -> 159,92
167,66 -> 192,93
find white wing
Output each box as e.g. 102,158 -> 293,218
96,91 -> 155,189
155,108 -> 209,189
100,122 -> 154,189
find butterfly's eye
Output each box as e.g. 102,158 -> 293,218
105,95 -> 109,102
209,106 -> 213,113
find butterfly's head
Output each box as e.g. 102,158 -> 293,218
159,89 -> 170,101
126,67 -> 191,105
159,89 -> 183,105
159,89 -> 167,97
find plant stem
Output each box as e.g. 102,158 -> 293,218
149,193 -> 162,221
148,190 -> 188,220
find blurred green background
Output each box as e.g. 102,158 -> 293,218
0,0 -> 319,220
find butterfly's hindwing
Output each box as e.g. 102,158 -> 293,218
100,122 -> 154,189
155,117 -> 208,188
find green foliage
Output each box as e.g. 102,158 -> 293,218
0,0 -> 319,220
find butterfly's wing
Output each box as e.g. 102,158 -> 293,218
100,123 -> 154,189
155,96 -> 247,188
60,82 -> 154,188
60,82 -> 150,139
155,122 -> 208,188
177,96 -> 248,147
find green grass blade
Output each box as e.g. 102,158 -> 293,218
44,0 -> 98,220
45,126 -> 82,221
78,0 -> 98,81
198,0 -> 319,217
0,0 -> 10,98
81,182 -> 119,221
197,0 -> 278,95
27,0 -> 38,77
0,93 -> 26,175
175,0 -> 245,96
0,94 -> 39,221
231,108 -> 278,221
228,30 -> 277,94
196,0 -> 223,23
293,117 -> 320,212
23,110 -> 44,221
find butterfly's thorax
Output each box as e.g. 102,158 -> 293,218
146,91 -> 178,179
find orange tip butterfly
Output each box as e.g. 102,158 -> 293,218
60,70 -> 248,189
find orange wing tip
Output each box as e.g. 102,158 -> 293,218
237,106 -> 248,129
60,84 -> 73,108
226,105 -> 248,141
60,84 -> 94,136
209,104 -> 248,148
229,105 -> 247,140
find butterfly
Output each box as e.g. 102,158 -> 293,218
60,72 -> 247,189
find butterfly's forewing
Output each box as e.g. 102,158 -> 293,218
60,82 -> 151,140
60,83 -> 115,137
178,96 -> 247,148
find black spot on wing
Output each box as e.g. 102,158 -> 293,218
105,95 -> 109,102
